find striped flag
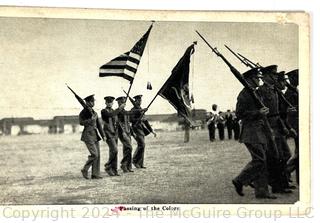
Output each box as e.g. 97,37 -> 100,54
99,24 -> 153,82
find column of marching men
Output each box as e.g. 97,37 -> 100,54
80,94 -> 156,179
232,66 -> 299,199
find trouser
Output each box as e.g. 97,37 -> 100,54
133,133 -> 145,167
287,136 -> 299,184
267,135 -> 292,190
217,123 -> 225,140
227,125 -> 233,139
208,124 -> 215,141
184,124 -> 190,143
119,131 -> 133,170
233,123 -> 240,140
235,143 -> 269,196
295,136 -> 299,184
105,136 -> 118,173
83,141 -> 100,177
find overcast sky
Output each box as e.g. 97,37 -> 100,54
0,17 -> 298,119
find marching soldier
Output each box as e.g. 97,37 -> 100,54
79,94 -> 106,180
101,96 -> 125,176
232,68 -> 276,199
115,96 -> 134,173
259,65 -> 293,193
130,95 -> 154,168
284,69 -> 299,184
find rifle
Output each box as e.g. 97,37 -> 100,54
122,90 -> 155,136
227,50 -> 296,111
123,90 -> 137,107
196,30 -> 279,158
66,84 -> 93,114
237,53 -> 262,68
224,45 -> 255,69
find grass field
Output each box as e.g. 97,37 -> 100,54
0,130 -> 298,204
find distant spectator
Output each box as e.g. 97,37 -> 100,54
217,111 -> 225,140
206,104 -> 218,142
233,113 -> 241,140
225,109 -> 233,139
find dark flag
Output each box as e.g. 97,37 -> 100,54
99,24 -> 153,82
159,43 -> 195,123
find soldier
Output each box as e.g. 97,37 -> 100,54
79,94 -> 106,180
130,95 -> 154,168
207,104 -> 218,142
284,69 -> 299,184
115,96 -> 134,173
232,68 -> 276,199
225,110 -> 233,139
259,65 -> 293,193
101,96 -> 125,176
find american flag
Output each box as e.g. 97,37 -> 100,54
99,24 -> 153,82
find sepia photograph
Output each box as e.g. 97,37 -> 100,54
0,7 -> 309,211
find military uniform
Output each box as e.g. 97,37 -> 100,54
79,95 -> 105,179
234,88 -> 270,197
130,97 -> 150,168
232,68 -> 275,199
115,96 -> 135,173
101,96 -> 122,176
259,65 -> 292,192
285,69 -> 299,184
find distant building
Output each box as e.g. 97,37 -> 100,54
0,109 -> 209,136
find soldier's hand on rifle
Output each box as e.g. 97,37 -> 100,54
282,127 -> 290,136
143,108 -> 148,112
119,103 -> 126,110
259,107 -> 269,115
289,128 -> 298,138
287,106 -> 297,113
152,131 -> 157,138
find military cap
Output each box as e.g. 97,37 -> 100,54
133,95 -> 143,100
260,65 -> 278,75
286,69 -> 299,87
84,94 -> 95,102
104,96 -> 115,103
242,67 -> 261,79
276,71 -> 286,81
116,96 -> 126,103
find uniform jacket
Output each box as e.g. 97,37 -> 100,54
285,88 -> 299,131
258,84 -> 287,135
117,109 -> 132,135
236,88 -> 267,144
101,107 -> 121,139
130,106 -> 147,136
79,108 -> 104,143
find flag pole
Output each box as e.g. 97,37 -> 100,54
124,21 -> 155,103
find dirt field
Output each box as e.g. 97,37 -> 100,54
0,130 -> 298,204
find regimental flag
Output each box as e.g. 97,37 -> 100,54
159,43 -> 196,124
99,24 -> 153,82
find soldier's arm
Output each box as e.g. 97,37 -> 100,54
236,90 -> 265,121
79,111 -> 96,126
125,108 -> 147,116
96,118 -> 106,139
